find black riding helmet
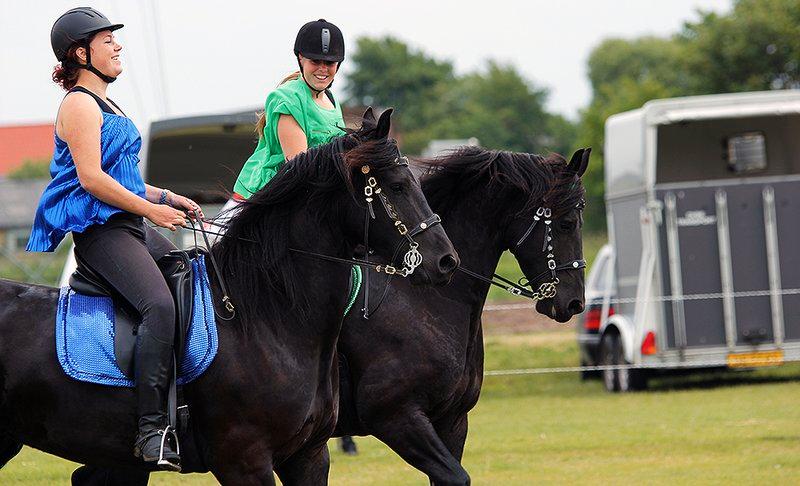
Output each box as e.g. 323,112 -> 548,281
294,19 -> 344,94
51,7 -> 124,83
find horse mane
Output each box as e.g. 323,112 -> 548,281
212,130 -> 400,333
420,146 -> 585,221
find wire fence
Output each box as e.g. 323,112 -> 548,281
483,286 -> 800,312
484,357 -> 799,377
0,237 -> 70,285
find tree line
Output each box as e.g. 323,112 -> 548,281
344,0 -> 800,232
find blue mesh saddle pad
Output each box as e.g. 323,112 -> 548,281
55,255 -> 218,387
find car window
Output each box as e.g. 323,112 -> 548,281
587,249 -> 611,293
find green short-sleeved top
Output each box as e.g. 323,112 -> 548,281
233,77 -> 345,198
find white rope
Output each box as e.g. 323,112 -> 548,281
483,287 -> 800,312
484,356 -> 799,376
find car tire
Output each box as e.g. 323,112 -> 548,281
600,332 -> 648,392
579,359 -> 598,381
600,334 -> 619,392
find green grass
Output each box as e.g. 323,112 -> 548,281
4,328 -> 799,484
488,230 -> 607,301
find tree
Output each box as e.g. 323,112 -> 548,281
346,38 -> 575,156
345,36 -> 455,136
681,0 -> 800,93
7,158 -> 51,180
578,37 -> 691,231
439,62 -> 554,154
578,0 -> 800,232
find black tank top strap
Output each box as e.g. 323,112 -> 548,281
68,86 -> 124,116
325,89 -> 337,108
105,97 -> 128,117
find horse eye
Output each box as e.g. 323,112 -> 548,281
390,183 -> 404,194
559,220 -> 577,232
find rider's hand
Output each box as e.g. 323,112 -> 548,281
169,193 -> 205,221
146,203 -> 187,231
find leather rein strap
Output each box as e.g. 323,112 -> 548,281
457,205 -> 586,301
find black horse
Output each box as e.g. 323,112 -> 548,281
0,109 -> 458,484
334,146 -> 590,485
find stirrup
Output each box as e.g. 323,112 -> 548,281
157,425 -> 181,470
135,426 -> 181,472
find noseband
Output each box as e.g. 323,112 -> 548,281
458,201 -> 586,301
510,205 -> 586,300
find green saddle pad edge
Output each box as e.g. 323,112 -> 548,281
344,265 -> 363,316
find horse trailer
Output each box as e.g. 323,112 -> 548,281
595,90 -> 800,391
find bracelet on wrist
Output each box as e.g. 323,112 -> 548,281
158,189 -> 170,205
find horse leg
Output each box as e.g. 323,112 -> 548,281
71,464 -> 150,486
370,411 -> 470,486
274,443 -> 330,486
0,434 -> 22,469
434,413 -> 469,462
213,464 -> 277,486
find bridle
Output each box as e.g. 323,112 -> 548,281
457,202 -> 587,301
358,156 -> 442,277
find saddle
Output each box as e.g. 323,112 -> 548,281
69,249 -> 197,378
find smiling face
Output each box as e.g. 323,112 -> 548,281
298,54 -> 338,91
77,30 -> 123,78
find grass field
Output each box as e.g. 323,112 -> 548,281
4,327 -> 799,484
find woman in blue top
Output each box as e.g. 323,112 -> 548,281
27,8 -> 202,471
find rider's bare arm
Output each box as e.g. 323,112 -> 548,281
59,92 -> 187,230
277,114 -> 308,160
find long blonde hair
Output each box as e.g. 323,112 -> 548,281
255,71 -> 302,137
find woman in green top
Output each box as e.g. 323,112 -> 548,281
226,19 -> 361,456
231,18 -> 346,201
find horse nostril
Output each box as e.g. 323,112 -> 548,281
568,299 -> 584,315
438,254 -> 459,273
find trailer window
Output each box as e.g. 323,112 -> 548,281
726,131 -> 767,173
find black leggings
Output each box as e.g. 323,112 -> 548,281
73,213 -> 177,344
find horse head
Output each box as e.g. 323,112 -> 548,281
506,148 -> 590,323
343,108 -> 459,286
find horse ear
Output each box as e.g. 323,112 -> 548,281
363,106 -> 376,122
375,108 -> 394,139
567,148 -> 591,178
578,147 -> 591,177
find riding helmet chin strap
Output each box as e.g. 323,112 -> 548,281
67,40 -> 118,84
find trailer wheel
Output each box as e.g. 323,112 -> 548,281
618,360 -> 648,393
580,359 -> 596,381
600,334 -> 620,392
600,332 -> 648,392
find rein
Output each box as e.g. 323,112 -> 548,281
457,204 -> 586,302
178,139 -> 443,320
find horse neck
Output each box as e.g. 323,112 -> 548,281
278,210 -> 353,342
436,187 -> 507,305
217,202 -> 354,353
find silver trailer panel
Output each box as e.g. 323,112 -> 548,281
604,91 -> 800,370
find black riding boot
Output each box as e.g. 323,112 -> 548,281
132,325 -> 181,471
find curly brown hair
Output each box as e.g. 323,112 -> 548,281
51,44 -> 82,90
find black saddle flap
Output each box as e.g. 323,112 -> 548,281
157,250 -> 194,368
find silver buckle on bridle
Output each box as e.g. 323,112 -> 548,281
513,203 -> 584,300
361,162 -> 436,277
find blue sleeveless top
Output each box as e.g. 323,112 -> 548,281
26,112 -> 146,252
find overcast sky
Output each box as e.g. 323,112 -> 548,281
1,0 -> 731,128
